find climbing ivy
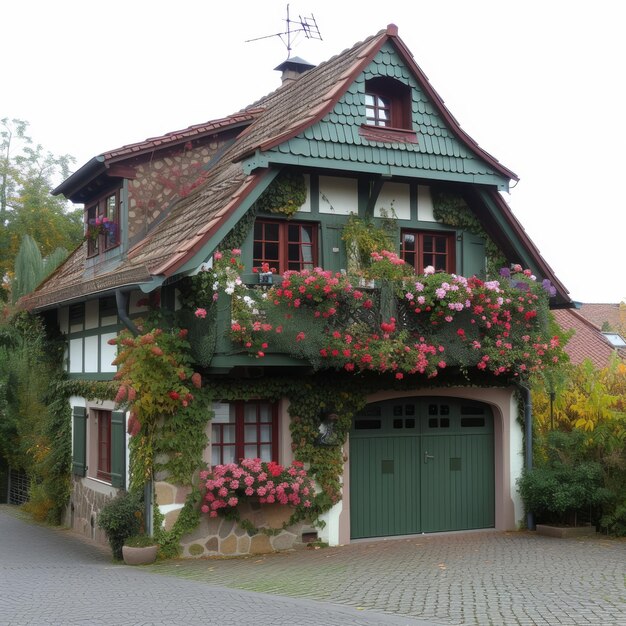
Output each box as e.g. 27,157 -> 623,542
255,171 -> 307,217
431,188 -> 506,275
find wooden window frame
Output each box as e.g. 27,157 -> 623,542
400,230 -> 456,274
211,401 -> 278,465
364,77 -> 411,130
253,220 -> 318,275
86,188 -> 121,257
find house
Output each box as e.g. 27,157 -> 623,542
553,307 -> 626,368
20,24 -> 571,555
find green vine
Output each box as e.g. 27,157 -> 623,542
431,188 -> 506,275
342,209 -> 397,274
255,171 -> 307,217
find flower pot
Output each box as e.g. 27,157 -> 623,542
122,544 -> 158,565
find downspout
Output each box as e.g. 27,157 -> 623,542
115,289 -> 153,537
516,382 -> 535,531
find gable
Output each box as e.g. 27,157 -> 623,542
262,42 -> 511,190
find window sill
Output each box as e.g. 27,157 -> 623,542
359,125 -> 418,144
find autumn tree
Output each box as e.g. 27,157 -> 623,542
0,118 -> 83,287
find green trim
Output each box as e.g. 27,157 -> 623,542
110,411 -> 126,488
72,406 -> 87,477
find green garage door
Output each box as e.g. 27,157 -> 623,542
350,397 -> 494,539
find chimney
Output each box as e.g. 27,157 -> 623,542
274,56 -> 315,85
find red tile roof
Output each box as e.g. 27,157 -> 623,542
553,308 -> 624,369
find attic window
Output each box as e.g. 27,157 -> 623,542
602,332 -> 626,348
364,77 -> 411,130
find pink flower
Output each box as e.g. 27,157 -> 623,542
195,308 -> 207,319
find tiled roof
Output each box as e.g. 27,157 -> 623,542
23,24 -> 561,312
577,303 -> 624,331
553,308 -> 625,368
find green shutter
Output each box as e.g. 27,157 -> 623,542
72,406 -> 87,476
110,411 -> 126,488
461,232 -> 486,278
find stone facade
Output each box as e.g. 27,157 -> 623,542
179,499 -> 309,558
155,479 -> 311,557
127,137 -> 227,242
65,477 -> 114,546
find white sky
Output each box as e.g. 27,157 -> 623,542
3,0 -> 625,303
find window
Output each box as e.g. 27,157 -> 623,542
71,407 -> 125,488
364,77 -> 411,130
86,188 -> 121,256
253,220 -> 317,274
211,401 -> 278,465
401,230 -> 455,273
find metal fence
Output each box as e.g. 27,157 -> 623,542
7,468 -> 30,505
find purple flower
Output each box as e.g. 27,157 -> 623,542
499,267 -> 511,279
542,279 -> 557,297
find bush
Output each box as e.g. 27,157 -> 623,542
97,490 -> 143,559
517,461 -> 609,526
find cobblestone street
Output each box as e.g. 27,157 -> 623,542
1,505 -> 625,625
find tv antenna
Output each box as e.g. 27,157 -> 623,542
245,4 -> 322,58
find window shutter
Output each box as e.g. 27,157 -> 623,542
461,232 -> 486,279
72,406 -> 87,476
110,411 -> 126,488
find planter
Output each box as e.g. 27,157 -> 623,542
122,544 -> 158,565
536,524 -> 597,539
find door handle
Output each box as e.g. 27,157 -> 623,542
424,451 -> 435,464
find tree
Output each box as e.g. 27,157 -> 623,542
0,118 -> 82,284
11,234 -> 68,303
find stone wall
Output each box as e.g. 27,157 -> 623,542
127,136 -> 227,242
65,477 -> 114,546
155,479 -> 312,557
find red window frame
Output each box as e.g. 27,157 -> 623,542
211,401 -> 278,466
253,220 -> 317,274
401,230 -> 456,274
86,188 -> 121,257
96,410 -> 112,481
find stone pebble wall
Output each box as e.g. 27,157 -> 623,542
65,477 -> 112,547
156,480 -> 311,557
127,139 -> 225,242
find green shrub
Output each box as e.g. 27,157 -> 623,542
518,461 -> 609,526
97,491 -> 143,559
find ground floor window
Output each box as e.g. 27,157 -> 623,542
211,401 -> 278,465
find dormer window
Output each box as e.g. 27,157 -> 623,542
361,77 -> 416,144
86,188 -> 121,257
364,77 -> 411,130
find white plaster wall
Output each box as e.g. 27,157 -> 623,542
100,333 -> 117,373
84,336 -> 99,372
374,182 -> 410,220
85,300 -> 99,330
319,176 -> 358,215
69,338 -> 83,373
129,290 -> 150,315
318,500 -> 343,546
417,185 -> 436,222
101,313 -> 118,327
509,394 -> 525,527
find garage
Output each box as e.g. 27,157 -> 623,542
350,397 -> 494,539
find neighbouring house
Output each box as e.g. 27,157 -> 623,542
20,24 -> 572,555
553,307 -> 626,368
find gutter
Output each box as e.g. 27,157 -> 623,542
515,382 -> 535,531
115,289 -> 140,336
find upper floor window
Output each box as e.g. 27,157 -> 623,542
401,230 -> 455,274
211,401 -> 278,465
253,220 -> 317,275
364,77 -> 411,130
86,188 -> 121,257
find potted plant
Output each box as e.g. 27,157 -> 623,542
122,534 -> 158,565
